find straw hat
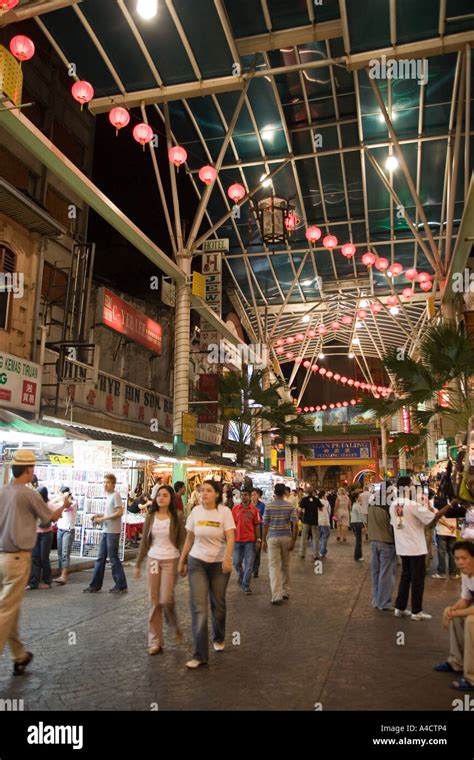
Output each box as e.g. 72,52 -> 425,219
12,449 -> 37,466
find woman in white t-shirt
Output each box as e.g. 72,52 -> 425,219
318,490 -> 331,558
134,486 -> 186,655
178,480 -> 236,669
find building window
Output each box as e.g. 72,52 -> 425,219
0,245 -> 17,330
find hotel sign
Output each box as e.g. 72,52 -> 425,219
98,288 -> 162,355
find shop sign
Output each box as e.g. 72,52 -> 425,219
48,454 -> 74,465
402,406 -> 411,433
73,441 -> 112,470
197,374 -> 219,423
196,423 -> 223,446
71,371 -> 173,432
98,288 -> 162,355
0,351 -> 41,413
312,440 -> 372,459
161,278 -> 176,307
182,412 -> 197,445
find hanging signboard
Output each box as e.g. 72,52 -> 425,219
312,440 -> 372,459
182,412 -> 197,445
161,278 -> 176,308
73,441 -> 112,470
0,351 -> 41,413
200,253 -> 222,351
98,288 -> 162,355
196,423 -> 223,446
202,239 -> 229,252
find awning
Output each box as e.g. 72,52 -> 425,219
0,409 -> 65,438
0,178 -> 65,237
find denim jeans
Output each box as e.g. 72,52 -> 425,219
253,547 -> 261,576
90,532 -> 127,591
233,542 -> 256,591
370,540 -> 396,609
29,532 -> 53,587
436,534 -> 456,576
351,522 -> 364,560
299,523 -> 319,558
319,526 -> 330,557
188,555 -> 230,663
57,529 -> 75,571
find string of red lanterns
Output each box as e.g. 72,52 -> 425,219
297,399 -> 361,413
281,354 -> 392,397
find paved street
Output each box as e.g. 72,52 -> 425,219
0,533 -> 464,711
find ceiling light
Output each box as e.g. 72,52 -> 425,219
319,353 -> 325,359
260,174 -> 272,188
360,299 -> 368,308
355,321 -> 363,329
302,279 -> 313,287
390,306 -> 400,315
301,315 -> 310,323
352,337 -> 360,345
261,125 -> 275,143
137,0 -> 158,20
385,154 -> 399,171
348,352 -> 355,358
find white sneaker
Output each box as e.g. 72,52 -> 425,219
411,611 -> 432,621
394,608 -> 412,617
357,558 -> 365,561
432,574 -> 447,579
185,659 -> 204,669
213,642 -> 225,652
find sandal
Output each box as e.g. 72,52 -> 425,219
13,652 -> 33,676
53,578 -> 66,586
434,661 -> 455,672
450,677 -> 474,691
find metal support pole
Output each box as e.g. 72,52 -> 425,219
172,250 -> 192,457
445,51 -> 466,268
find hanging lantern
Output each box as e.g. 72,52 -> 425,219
169,145 -> 188,168
418,271 -> 431,283
343,401 -> 349,407
402,287 -> 413,299
342,315 -> 352,325
305,225 -> 322,244
316,406 -> 321,412
319,368 -> 327,375
350,399 -> 357,405
71,80 -> 94,110
323,234 -> 338,250
10,35 -> 35,63
420,279 -> 433,291
286,351 -> 294,360
362,252 -> 376,266
308,329 -> 316,338
303,361 -> 311,369
199,165 -> 217,185
371,302 -> 382,314
334,373 -> 341,381
309,407 -> 315,412
330,320 -> 340,331
296,407 -> 302,413
312,365 -> 319,372
284,210 -> 299,233
329,403 -> 335,409
276,338 -> 284,346
354,381 -> 360,388
347,379 -> 354,386
228,182 -> 245,203
276,346 -> 284,355
304,407 -> 309,413
357,309 -> 367,319
259,197 -> 288,245
405,268 -> 418,282
0,0 -> 19,12
340,376 -> 348,384
286,336 -> 295,344
375,257 -> 389,271
109,107 -> 130,135
133,122 -> 153,148
387,295 -> 398,306
388,262 -> 403,277
295,357 -> 303,363
294,333 -> 304,341
318,324 -> 327,335
326,371 -> 334,379
341,243 -> 356,258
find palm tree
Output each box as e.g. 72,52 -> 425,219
360,320 -> 474,451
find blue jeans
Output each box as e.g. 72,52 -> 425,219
233,542 -> 256,591
89,533 -> 127,591
29,532 -> 53,587
351,522 -> 364,560
436,534 -> 456,576
370,540 -> 396,609
188,555 -> 230,663
319,526 -> 330,556
57,529 -> 75,571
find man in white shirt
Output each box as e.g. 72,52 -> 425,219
358,486 -> 371,540
434,541 -> 474,691
390,476 -> 452,621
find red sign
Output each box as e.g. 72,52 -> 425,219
198,373 -> 218,423
402,406 -> 411,433
21,380 -> 37,406
99,288 -> 162,355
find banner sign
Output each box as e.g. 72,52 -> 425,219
0,351 -> 41,413
196,423 -> 223,446
99,288 -> 162,355
73,441 -> 112,470
200,253 -> 222,350
182,412 -> 197,445
312,440 -> 372,459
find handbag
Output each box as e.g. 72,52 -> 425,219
458,472 -> 474,503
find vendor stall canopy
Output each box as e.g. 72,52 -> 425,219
11,0 -> 474,361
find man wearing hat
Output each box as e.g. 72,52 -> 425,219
0,450 -> 69,675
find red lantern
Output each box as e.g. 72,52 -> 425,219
199,165 -> 217,185
319,368 -> 327,375
387,295 -> 398,306
318,324 -> 327,335
276,347 -> 284,355
357,309 -> 367,319
418,271 -> 431,283
323,234 -> 338,250
9,35 -> 35,62
354,381 -> 360,388
334,373 -> 341,381
286,351 -> 294,359
286,336 -> 295,345
330,320 -> 340,330
109,107 -> 130,135
308,329 -> 316,338
321,405 -> 327,411
336,402 -> 342,408
312,365 -> 319,372
388,262 -> 403,277
350,399 -> 357,405
326,371 -> 334,379
304,407 -> 309,413
329,403 -> 335,409
0,0 -> 19,11
276,338 -> 284,346
341,243 -> 356,258
285,210 -> 298,232
169,146 -> 188,168
133,123 -> 153,148
316,406 -> 321,412
309,407 -> 315,412
71,80 -> 94,110
402,287 -> 413,299
305,226 -> 322,244
228,182 -> 245,203
375,257 -> 389,271
303,361 -> 311,369
296,407 -> 302,413
340,376 -> 348,384
420,279 -> 433,291
342,401 -> 349,407
347,379 -> 354,386
405,268 -> 418,282
362,252 -> 376,266
342,315 -> 352,325
371,302 -> 382,314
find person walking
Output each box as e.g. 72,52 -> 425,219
232,489 -> 260,594
317,491 -> 331,558
0,450 -> 68,674
26,487 -> 57,590
178,480 -> 235,669
351,494 -> 366,562
334,487 -> 350,542
251,487 -> 265,578
432,495 -> 458,579
134,485 -> 186,655
368,482 -> 397,610
263,483 -> 298,605
54,487 -> 77,586
298,487 -> 321,561
83,473 -> 128,594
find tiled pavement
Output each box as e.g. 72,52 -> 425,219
0,532 -> 466,711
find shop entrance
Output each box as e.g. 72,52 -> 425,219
323,465 -> 344,490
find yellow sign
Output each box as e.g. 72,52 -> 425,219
271,449 -> 278,467
192,271 -> 206,299
182,412 -> 197,445
0,45 -> 23,106
48,454 -> 74,465
426,295 -> 436,319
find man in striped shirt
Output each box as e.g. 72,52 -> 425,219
263,483 -> 298,605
